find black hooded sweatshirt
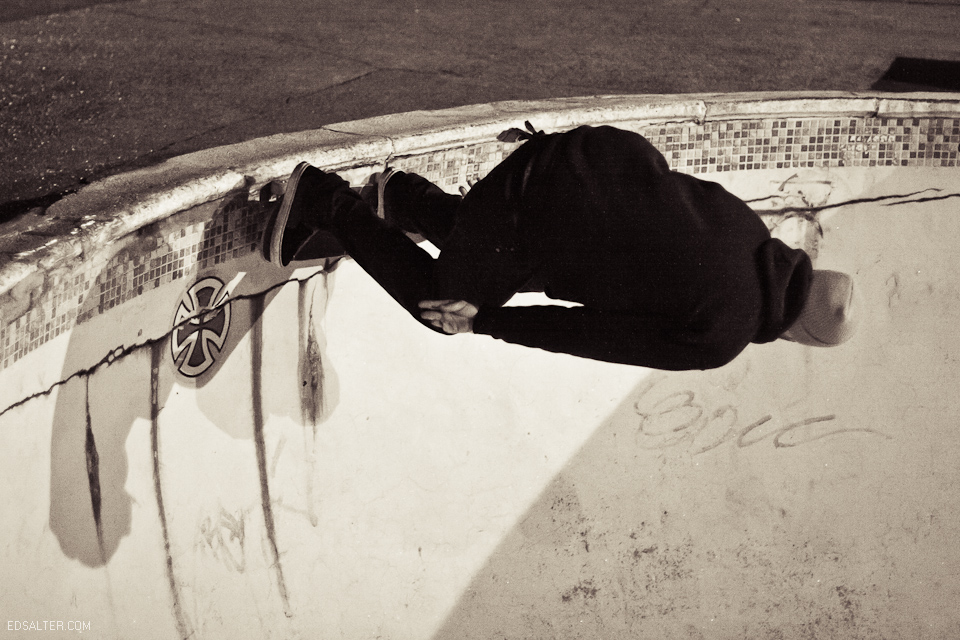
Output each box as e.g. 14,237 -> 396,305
470,125 -> 812,370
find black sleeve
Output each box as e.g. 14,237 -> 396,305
472,304 -> 739,371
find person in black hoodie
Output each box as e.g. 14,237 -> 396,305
262,124 -> 859,370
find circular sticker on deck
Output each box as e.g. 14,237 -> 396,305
171,277 -> 232,378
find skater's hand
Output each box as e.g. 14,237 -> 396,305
418,300 -> 479,334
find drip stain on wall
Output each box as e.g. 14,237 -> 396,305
49,365 -> 133,568
150,341 -> 193,640
296,273 -> 340,528
298,278 -> 325,428
83,377 -> 103,560
250,293 -> 293,618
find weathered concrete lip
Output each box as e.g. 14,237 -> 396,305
2,91 -> 959,312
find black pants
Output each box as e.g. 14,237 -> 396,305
330,143 -> 543,332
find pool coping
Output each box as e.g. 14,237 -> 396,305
1,90 -> 959,321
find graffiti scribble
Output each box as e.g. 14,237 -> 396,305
633,378 -> 891,455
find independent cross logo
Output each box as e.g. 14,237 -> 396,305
171,277 -> 232,377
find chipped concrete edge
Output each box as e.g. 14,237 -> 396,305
2,91 -> 959,316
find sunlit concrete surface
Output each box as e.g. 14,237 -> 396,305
0,94 -> 958,639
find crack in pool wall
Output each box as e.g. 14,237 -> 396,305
748,188 -> 953,213
0,269 -> 332,420
751,189 -> 960,238
894,191 -> 960,205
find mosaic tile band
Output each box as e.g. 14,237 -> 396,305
2,115 -> 958,372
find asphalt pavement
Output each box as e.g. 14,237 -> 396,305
1,0 -> 959,219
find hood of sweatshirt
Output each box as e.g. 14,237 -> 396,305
752,238 -> 813,344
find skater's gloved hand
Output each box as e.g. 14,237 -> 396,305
418,300 -> 479,334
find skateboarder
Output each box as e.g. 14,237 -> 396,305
261,124 -> 858,370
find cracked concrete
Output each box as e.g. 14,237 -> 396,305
0,263 -> 335,420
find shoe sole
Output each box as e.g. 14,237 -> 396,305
267,161 -> 312,268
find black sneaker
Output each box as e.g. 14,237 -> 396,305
359,168 -> 425,234
263,162 -> 348,267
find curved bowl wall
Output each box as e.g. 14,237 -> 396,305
1,93 -> 959,639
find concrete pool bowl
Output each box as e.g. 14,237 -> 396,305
1,92 -> 958,639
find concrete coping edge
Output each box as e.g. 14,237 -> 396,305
1,90 -> 959,307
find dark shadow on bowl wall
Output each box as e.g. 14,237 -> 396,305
47,191 -> 340,567
430,357 -> 897,639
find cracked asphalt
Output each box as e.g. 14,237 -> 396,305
1,0 -> 959,219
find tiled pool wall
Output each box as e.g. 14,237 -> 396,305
2,97 -> 959,376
